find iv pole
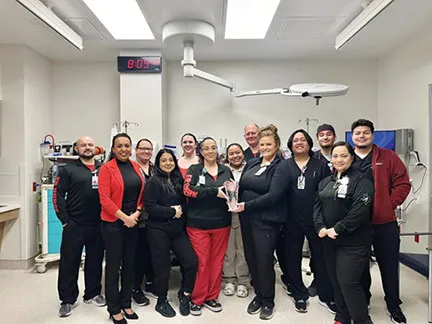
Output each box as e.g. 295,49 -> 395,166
298,118 -> 318,133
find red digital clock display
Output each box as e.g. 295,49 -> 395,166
117,56 -> 162,73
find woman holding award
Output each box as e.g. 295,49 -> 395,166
222,144 -> 250,298
232,125 -> 291,320
183,137 -> 233,316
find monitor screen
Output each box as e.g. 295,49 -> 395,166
345,130 -> 396,151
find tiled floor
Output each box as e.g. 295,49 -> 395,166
0,260 -> 428,324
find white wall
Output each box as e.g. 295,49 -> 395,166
52,62 -> 119,152
378,32 -> 432,254
0,45 -> 25,260
166,60 -> 378,150
0,45 -> 52,262
23,47 -> 52,259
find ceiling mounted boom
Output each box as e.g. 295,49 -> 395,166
182,42 -> 234,90
162,19 -> 349,105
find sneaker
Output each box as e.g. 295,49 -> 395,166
259,306 -> 274,320
307,280 -> 318,297
59,303 -> 73,317
132,289 -> 150,306
84,294 -> 106,307
178,292 -> 191,316
144,282 -> 157,299
155,298 -> 176,318
190,303 -> 202,316
204,299 -> 222,312
387,307 -> 407,324
294,299 -> 308,313
286,284 -> 293,296
247,298 -> 262,315
319,300 -> 337,314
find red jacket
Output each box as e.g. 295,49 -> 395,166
99,158 -> 145,222
370,145 -> 410,224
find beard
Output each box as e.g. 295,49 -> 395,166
79,151 -> 95,159
320,143 -> 333,149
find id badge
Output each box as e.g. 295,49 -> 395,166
337,184 -> 347,198
92,175 -> 98,189
199,175 -> 206,185
297,176 -> 305,190
254,166 -> 267,176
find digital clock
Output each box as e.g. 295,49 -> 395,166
117,56 -> 162,73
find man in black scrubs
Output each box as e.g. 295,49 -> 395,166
243,123 -> 261,162
54,136 -> 105,317
283,129 -> 335,314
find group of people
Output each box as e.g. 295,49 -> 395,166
53,118 -> 410,324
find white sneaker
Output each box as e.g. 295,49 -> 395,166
84,294 -> 106,307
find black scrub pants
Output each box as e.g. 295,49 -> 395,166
134,226 -> 154,290
147,224 -> 198,297
284,219 -> 334,302
323,237 -> 371,324
102,220 -> 138,315
361,221 -> 402,311
58,220 -> 104,305
240,216 -> 280,308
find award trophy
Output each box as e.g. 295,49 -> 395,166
224,180 -> 239,211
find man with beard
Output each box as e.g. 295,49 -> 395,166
243,124 -> 261,162
314,124 -> 336,170
351,119 -> 410,324
54,136 -> 106,317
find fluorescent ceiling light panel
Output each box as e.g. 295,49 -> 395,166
16,0 -> 83,50
335,0 -> 395,50
82,0 -> 154,40
225,0 -> 280,39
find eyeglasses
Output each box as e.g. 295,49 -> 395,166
137,147 -> 153,151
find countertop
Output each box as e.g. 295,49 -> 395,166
0,204 -> 21,214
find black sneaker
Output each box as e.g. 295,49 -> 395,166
307,280 -> 318,297
59,303 -> 73,317
259,306 -> 274,320
190,303 -> 202,316
155,298 -> 176,318
286,284 -> 293,296
387,307 -> 407,324
178,292 -> 191,316
144,282 -> 157,299
294,299 -> 308,313
132,289 -> 150,306
204,299 -> 222,312
319,300 -> 337,314
247,298 -> 262,315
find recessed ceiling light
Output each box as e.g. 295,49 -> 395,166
82,0 -> 154,40
225,0 -> 281,39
